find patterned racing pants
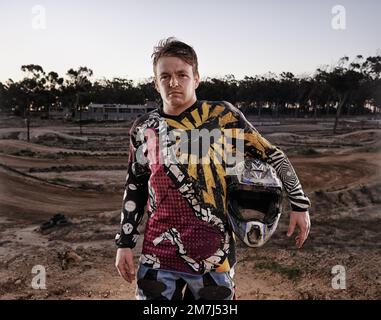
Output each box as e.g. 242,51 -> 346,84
135,264 -> 236,300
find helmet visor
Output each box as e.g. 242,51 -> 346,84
230,187 -> 282,224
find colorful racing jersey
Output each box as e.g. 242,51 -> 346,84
115,100 -> 311,275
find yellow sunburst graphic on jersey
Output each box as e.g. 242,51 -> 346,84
164,102 -> 239,212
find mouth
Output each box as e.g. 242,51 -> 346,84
169,91 -> 182,95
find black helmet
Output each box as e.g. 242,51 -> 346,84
227,158 -> 283,247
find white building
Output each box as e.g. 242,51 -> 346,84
75,101 -> 158,121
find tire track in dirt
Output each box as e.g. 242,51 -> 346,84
290,152 -> 381,193
0,165 -> 122,221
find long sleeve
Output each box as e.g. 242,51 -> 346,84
226,102 -> 311,212
115,120 -> 150,248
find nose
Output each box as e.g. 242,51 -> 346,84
169,76 -> 179,88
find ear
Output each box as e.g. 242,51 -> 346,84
154,77 -> 160,93
194,72 -> 200,90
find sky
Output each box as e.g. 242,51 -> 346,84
0,0 -> 380,83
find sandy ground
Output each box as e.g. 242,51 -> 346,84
0,115 -> 380,300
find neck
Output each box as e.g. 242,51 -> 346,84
163,97 -> 197,116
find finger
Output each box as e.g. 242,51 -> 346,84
124,272 -> 133,283
296,237 -> 304,248
301,223 -> 310,241
297,238 -> 306,248
122,270 -> 133,283
305,215 -> 311,235
287,219 -> 296,237
306,222 -> 311,238
126,259 -> 136,281
303,226 -> 310,240
116,263 -> 129,282
123,261 -> 135,283
116,263 -> 132,283
296,230 -> 308,248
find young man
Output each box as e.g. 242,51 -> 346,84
115,38 -> 311,300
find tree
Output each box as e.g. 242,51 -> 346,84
66,67 -> 93,134
44,71 -> 64,119
19,64 -> 49,141
2,55 -> 380,124
315,56 -> 366,133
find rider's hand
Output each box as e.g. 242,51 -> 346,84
287,211 -> 311,248
115,248 -> 135,283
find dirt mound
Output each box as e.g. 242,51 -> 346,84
266,129 -> 381,154
0,139 -> 88,155
0,128 -> 87,144
311,182 -> 381,220
0,165 -> 122,221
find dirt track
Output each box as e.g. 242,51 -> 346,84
0,117 -> 380,300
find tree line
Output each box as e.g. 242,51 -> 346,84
0,55 -> 380,133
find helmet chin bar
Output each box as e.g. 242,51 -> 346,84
247,224 -> 262,244
245,217 -> 281,247
228,206 -> 281,248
